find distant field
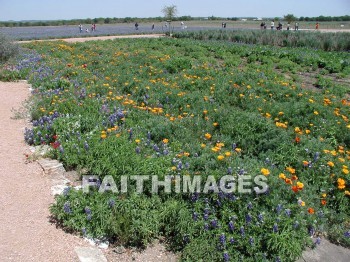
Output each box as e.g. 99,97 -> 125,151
1,20 -> 349,40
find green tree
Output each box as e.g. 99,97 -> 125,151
162,5 -> 178,21
283,14 -> 297,23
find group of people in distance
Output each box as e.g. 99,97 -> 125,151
260,21 -> 320,31
79,23 -> 96,33
260,21 -> 299,31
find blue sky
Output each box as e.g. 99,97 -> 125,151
0,0 -> 349,21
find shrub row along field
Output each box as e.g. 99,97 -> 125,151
3,37 -> 350,261
173,30 -> 350,52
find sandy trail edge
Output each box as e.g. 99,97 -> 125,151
17,34 -> 165,43
0,81 -> 86,262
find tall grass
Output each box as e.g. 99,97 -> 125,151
173,30 -> 350,51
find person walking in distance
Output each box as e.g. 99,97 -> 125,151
295,21 -> 299,31
271,20 -> 275,30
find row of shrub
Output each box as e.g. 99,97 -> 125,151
172,30 -> 350,52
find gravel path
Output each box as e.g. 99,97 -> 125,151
0,81 -> 86,262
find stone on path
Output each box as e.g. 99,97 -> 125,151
75,247 -> 108,262
297,238 -> 350,262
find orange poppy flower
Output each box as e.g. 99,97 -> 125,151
308,208 -> 315,214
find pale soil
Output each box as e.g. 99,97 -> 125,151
18,34 -> 165,43
0,81 -> 87,261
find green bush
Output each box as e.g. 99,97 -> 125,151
0,33 -> 19,64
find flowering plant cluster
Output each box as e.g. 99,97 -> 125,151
10,37 -> 350,261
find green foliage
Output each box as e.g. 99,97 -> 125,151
284,14 -> 297,24
173,30 -> 350,52
162,5 -> 178,21
0,33 -> 19,64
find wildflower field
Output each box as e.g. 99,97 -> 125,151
2,35 -> 350,261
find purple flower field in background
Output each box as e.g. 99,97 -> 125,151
0,23 -> 210,40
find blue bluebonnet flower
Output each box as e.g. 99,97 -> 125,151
84,141 -> 89,151
191,193 -> 199,202
313,152 -> 320,162
192,212 -> 198,221
249,237 -> 254,246
227,167 -> 233,175
177,161 -> 183,170
185,162 -> 190,169
315,237 -> 321,245
135,146 -> 141,154
216,199 -> 222,207
59,145 -> 64,154
218,191 -> 225,200
231,143 -> 236,150
63,201 -> 72,214
63,187 -> 71,196
108,199 -> 115,208
211,219 -> 218,228
128,128 -> 133,141
204,223 -> 209,231
238,168 -> 245,176
276,257 -> 281,262
309,226 -> 315,236
294,221 -> 299,229
223,252 -> 230,262
228,221 -> 234,232
219,233 -> 226,245
317,210 -> 324,218
171,158 -> 177,165
247,202 -> 253,209
153,144 -> 160,152
163,149 -> 169,155
285,209 -> 291,217
229,237 -> 235,244
258,213 -> 264,222
276,204 -> 283,214
82,227 -> 87,236
273,223 -> 278,233
240,226 -> 245,237
183,235 -> 190,243
344,231 -> 350,238
245,213 -> 252,224
85,207 -> 92,220
147,131 -> 151,140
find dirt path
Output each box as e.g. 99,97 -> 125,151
0,81 -> 86,262
18,34 -> 165,43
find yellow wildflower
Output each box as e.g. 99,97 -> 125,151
261,168 -> 270,176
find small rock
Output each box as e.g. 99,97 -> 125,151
65,170 -> 81,182
98,241 -> 109,249
75,246 -> 107,262
114,245 -> 126,254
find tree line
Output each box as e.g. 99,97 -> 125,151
0,16 -> 193,27
0,15 -> 349,27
